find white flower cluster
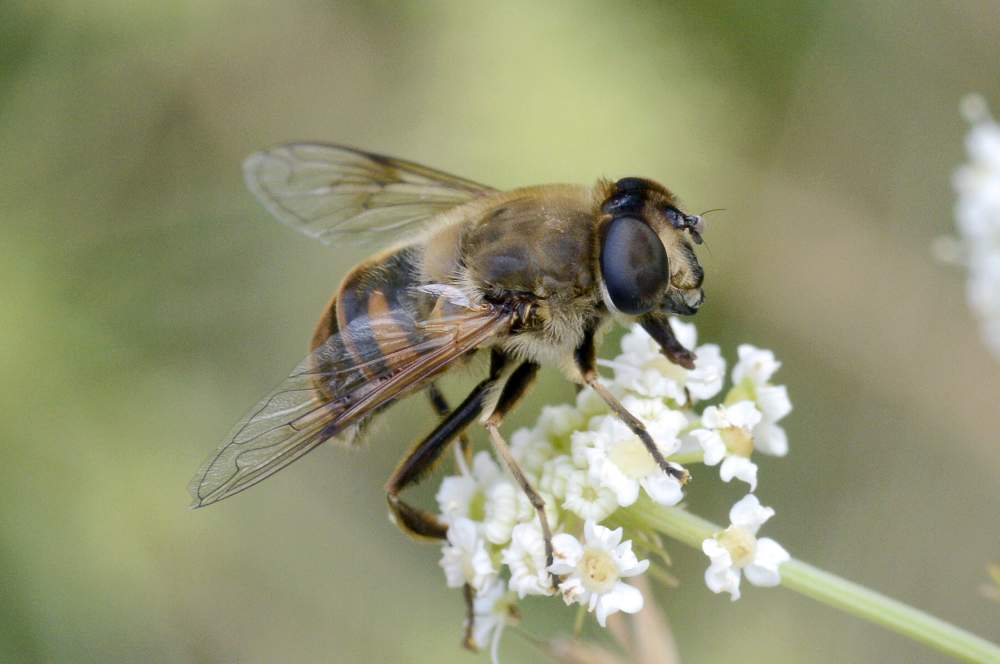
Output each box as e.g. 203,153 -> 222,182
436,319 -> 792,655
949,94 -> 1000,358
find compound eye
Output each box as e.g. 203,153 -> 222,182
600,216 -> 669,316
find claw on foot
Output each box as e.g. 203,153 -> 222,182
662,460 -> 690,485
676,466 -> 691,485
662,347 -> 696,370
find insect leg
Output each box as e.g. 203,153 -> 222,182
427,382 -> 473,467
461,583 -> 476,650
386,381 -> 492,540
574,325 -> 689,483
385,355 -> 510,541
638,312 -> 697,369
482,359 -> 560,587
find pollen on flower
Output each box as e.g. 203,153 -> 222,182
430,320 -> 792,644
580,548 -> 619,594
718,526 -> 757,567
720,427 -> 754,457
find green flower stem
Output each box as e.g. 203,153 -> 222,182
669,451 -> 705,465
629,499 -> 1000,663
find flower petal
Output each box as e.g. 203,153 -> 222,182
757,384 -> 792,422
612,539 -> 649,577
594,581 -> 645,626
669,318 -> 698,349
744,562 -> 781,587
719,455 -> 758,491
756,537 -> 790,564
436,475 -> 478,523
701,537 -> 731,565
754,421 -> 789,457
503,523 -> 553,598
726,400 -> 763,428
704,562 -> 741,601
549,533 -> 583,573
692,429 -> 726,466
728,494 -> 774,533
700,405 -> 724,430
732,345 -> 780,386
641,473 -> 684,506
687,344 -> 726,400
472,451 -> 503,485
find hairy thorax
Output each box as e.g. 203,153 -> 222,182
419,184 -> 605,375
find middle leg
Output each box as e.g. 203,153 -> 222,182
481,358 -> 560,587
386,364 -> 509,652
385,355 -> 510,541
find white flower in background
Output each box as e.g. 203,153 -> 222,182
502,522 -> 554,598
509,427 -> 554,477
466,580 -> 518,664
436,451 -> 541,545
440,518 -> 497,592
482,479 -> 525,545
549,521 -> 650,626
562,468 -> 619,521
607,320 -> 725,405
574,416 -> 685,507
730,344 -> 792,456
949,94 -> 1000,359
689,401 -> 762,490
539,454 -> 577,500
436,451 -> 504,525
436,472 -> 479,525
510,405 -> 585,475
536,404 -> 585,444
702,494 -> 790,601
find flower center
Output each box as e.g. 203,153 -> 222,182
720,426 -> 754,457
578,547 -> 619,594
718,526 -> 757,568
468,490 -> 487,522
608,435 -> 660,479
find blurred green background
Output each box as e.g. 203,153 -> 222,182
3,1 -> 999,662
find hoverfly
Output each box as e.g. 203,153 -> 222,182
189,144 -> 706,643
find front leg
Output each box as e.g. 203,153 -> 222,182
574,324 -> 689,483
639,312 -> 696,369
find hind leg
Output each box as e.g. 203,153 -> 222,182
384,357 -> 511,651
427,383 -> 473,469
385,374 -> 500,540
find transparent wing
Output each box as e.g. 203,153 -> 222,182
243,143 -> 496,246
189,297 -> 514,508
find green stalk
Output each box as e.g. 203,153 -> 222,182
629,499 -> 1000,663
